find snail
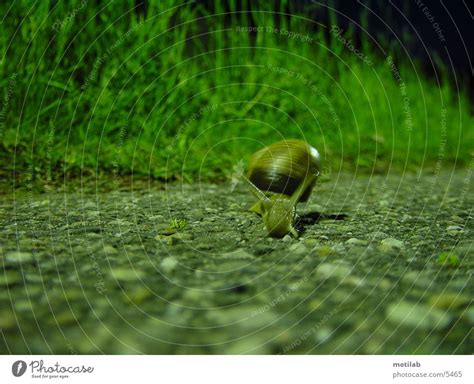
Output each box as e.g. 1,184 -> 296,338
241,139 -> 321,238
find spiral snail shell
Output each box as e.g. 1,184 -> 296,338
244,140 -> 321,238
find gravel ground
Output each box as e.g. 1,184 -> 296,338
0,170 -> 472,354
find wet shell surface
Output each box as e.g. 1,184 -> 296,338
247,139 -> 321,202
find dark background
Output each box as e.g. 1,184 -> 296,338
181,0 -> 473,96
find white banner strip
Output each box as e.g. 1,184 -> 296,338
0,355 -> 472,384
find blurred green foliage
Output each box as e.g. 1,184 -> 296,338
1,0 -> 472,184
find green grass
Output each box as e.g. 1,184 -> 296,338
1,0 -> 472,186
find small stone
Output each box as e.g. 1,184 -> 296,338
386,301 -> 452,330
343,276 -> 366,287
5,251 -> 35,264
253,244 -> 273,256
110,267 -> 144,282
84,201 -> 97,209
124,287 -> 153,305
314,326 -> 333,343
160,257 -> 178,273
309,299 -> 323,310
380,238 -> 404,251
195,243 -> 212,250
345,238 -> 368,246
288,243 -> 308,255
14,299 -> 34,312
337,243 -> 349,254
172,232 -> 193,241
102,245 -> 118,255
316,245 -> 334,257
372,278 -> 392,290
402,271 -> 432,288
221,249 -> 254,260
317,262 -> 353,280
307,203 -> 325,212
195,270 -> 205,278
304,238 -> 319,248
55,311 -> 78,325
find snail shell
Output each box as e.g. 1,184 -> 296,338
247,139 -> 321,202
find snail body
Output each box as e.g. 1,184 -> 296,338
245,140 -> 321,238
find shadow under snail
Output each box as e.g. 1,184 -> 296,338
242,139 -> 321,238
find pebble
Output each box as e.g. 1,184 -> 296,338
221,249 -> 254,260
316,245 -> 334,257
110,267 -> 145,282
304,238 -> 319,248
160,257 -> 178,273
83,201 -> 98,209
54,311 -> 78,325
380,238 -> 404,251
253,244 -> 274,256
343,275 -> 367,287
172,232 -> 193,241
372,278 -> 392,290
314,326 -> 333,343
195,243 -> 212,250
124,287 -> 153,305
386,301 -> 452,330
102,245 -> 118,255
288,243 -> 308,256
155,232 -> 192,245
5,251 -> 35,264
317,262 -> 353,280
14,299 -> 34,312
149,215 -> 164,221
402,271 -> 433,288
345,238 -> 368,246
